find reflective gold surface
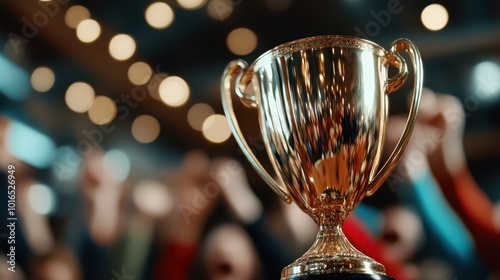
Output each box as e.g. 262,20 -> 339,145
221,36 -> 422,279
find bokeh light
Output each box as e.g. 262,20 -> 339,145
65,82 -> 95,113
159,76 -> 190,107
65,5 -> 91,29
421,4 -> 449,31
109,34 -> 136,61
103,149 -> 131,182
471,61 -> 500,101
128,61 -> 153,85
28,183 -> 56,215
177,0 -> 207,10
31,66 -> 55,92
133,179 -> 174,217
145,2 -> 175,29
202,114 -> 232,143
131,115 -> 161,143
0,53 -> 30,101
6,120 -> 56,169
226,28 -> 258,55
187,103 -> 214,131
76,19 -> 101,43
207,0 -> 234,20
88,95 -> 117,125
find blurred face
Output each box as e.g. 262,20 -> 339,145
204,224 -> 260,280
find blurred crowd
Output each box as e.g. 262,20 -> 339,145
1,88 -> 500,280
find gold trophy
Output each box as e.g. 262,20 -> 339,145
221,36 -> 422,280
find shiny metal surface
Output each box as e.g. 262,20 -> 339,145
221,35 -> 422,278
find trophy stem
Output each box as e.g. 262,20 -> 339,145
281,211 -> 387,279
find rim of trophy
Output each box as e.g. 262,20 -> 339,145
251,35 -> 388,70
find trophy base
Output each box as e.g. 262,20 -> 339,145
280,255 -> 388,280
285,273 -> 396,280
281,225 -> 389,280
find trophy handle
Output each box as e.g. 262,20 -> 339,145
221,59 -> 293,204
366,38 -> 423,197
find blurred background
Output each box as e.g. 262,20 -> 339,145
0,0 -> 499,279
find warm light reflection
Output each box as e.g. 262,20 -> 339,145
133,179 -> 173,217
187,103 -> 214,131
65,82 -> 95,113
103,149 -> 131,182
88,96 -> 116,125
159,76 -> 190,107
227,28 -> 258,55
145,2 -> 175,29
421,4 -> 449,31
177,0 -> 207,10
202,114 -> 231,143
207,0 -> 233,20
65,5 -> 91,29
128,62 -> 153,85
109,34 -> 136,61
31,66 -> 55,92
131,115 -> 161,143
76,19 -> 101,43
28,183 -> 56,215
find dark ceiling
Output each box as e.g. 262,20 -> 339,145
1,0 -> 500,199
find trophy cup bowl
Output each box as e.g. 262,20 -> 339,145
221,36 -> 423,279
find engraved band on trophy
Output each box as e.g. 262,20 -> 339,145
221,36 -> 423,280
